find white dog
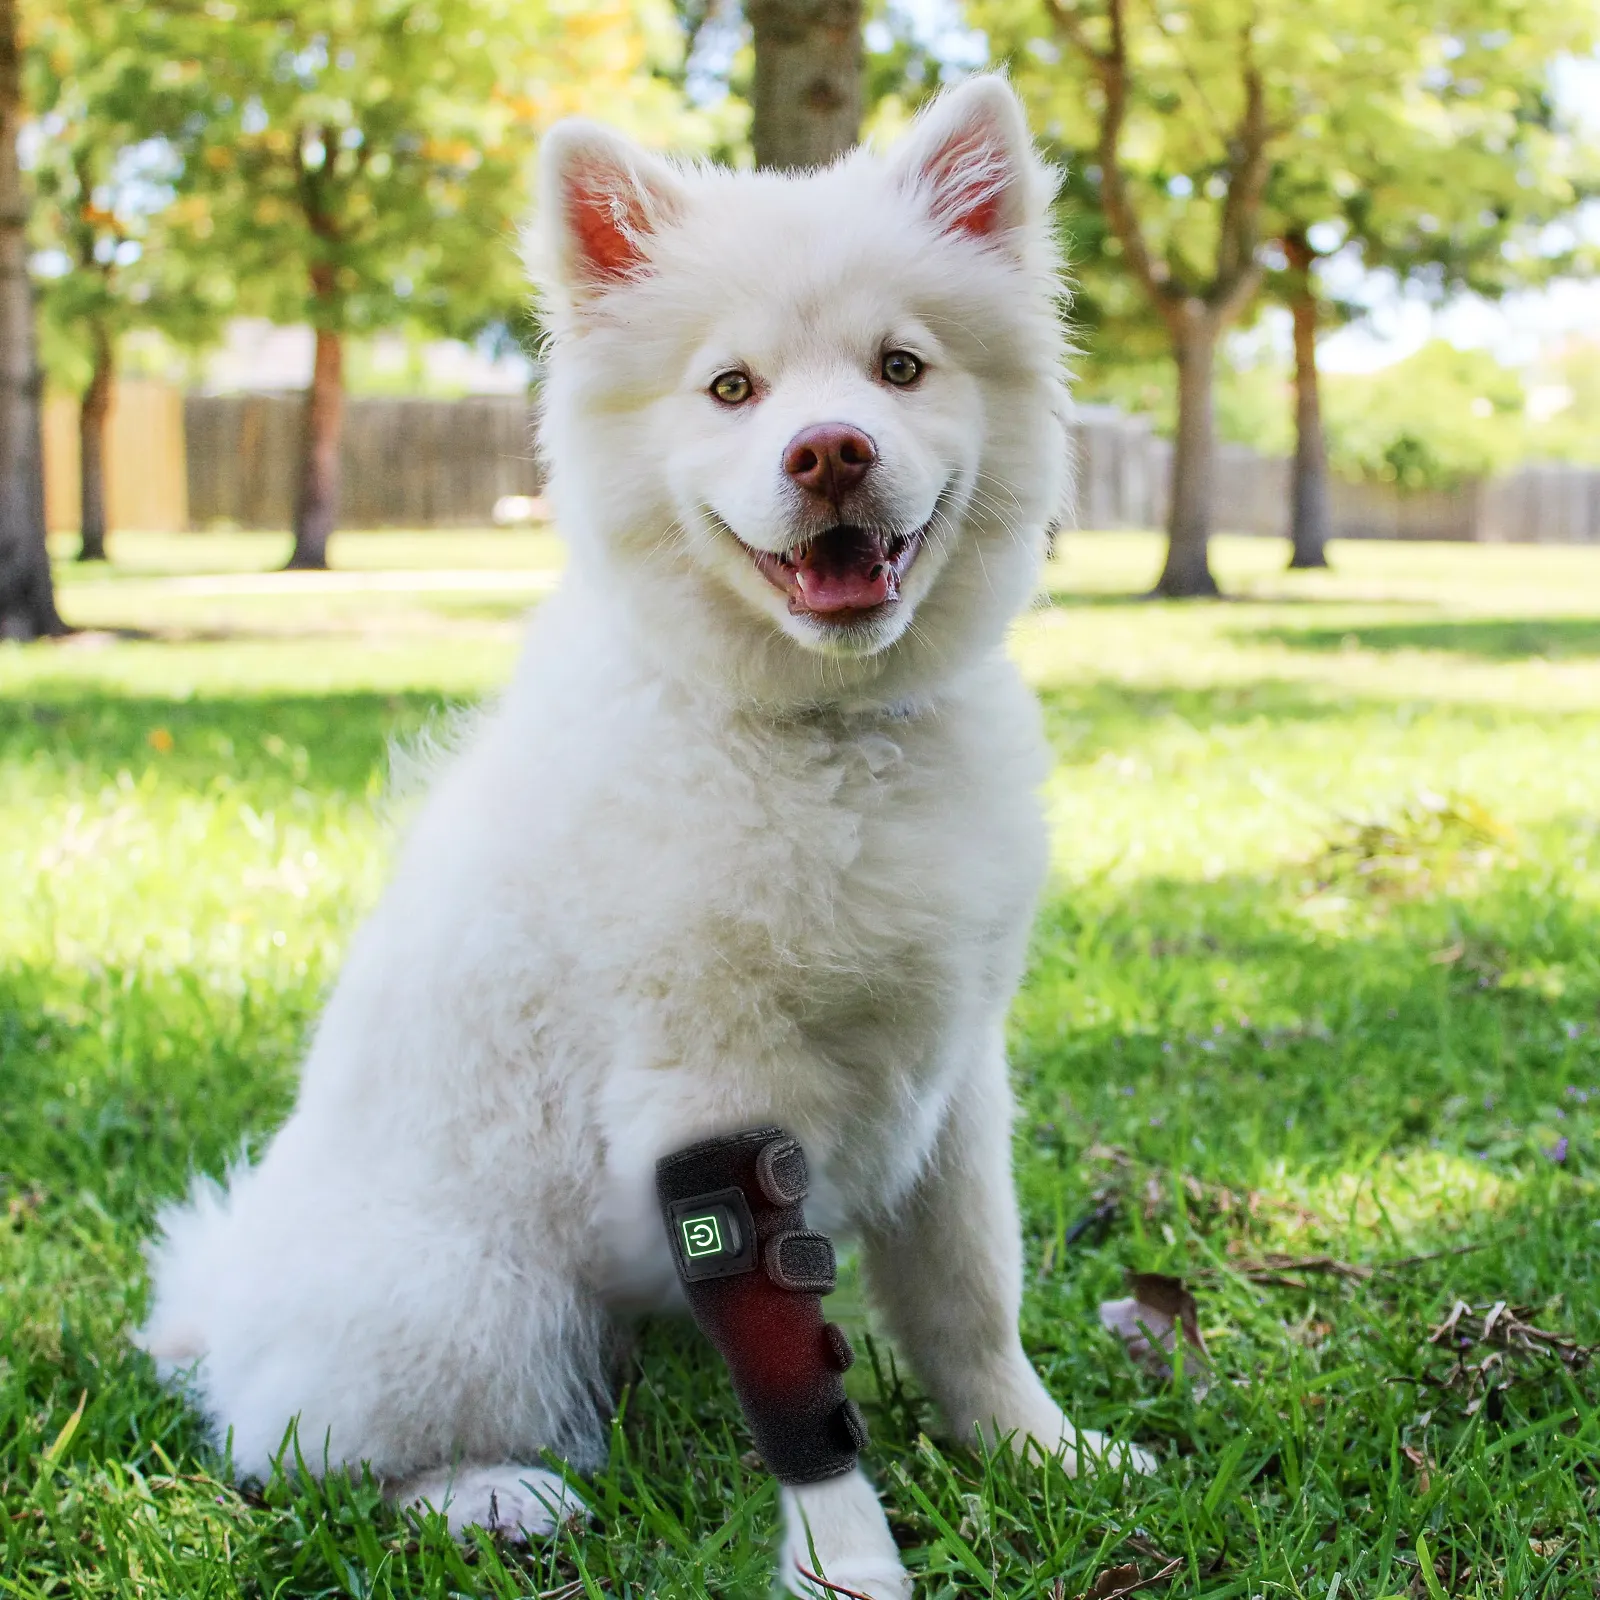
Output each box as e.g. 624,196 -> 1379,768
139,76 -> 1150,1599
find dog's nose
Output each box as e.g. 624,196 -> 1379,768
783,424 -> 878,503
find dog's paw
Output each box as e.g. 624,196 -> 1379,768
790,1556 -> 914,1600
996,1409 -> 1158,1479
397,1463 -> 585,1542
1062,1427 -> 1158,1478
782,1472 -> 910,1599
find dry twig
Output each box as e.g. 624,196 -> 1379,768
1197,1240 -> 1490,1290
1415,1298 -> 1595,1412
796,1566 -> 882,1600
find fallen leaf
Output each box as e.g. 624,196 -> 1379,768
1081,1564 -> 1140,1599
1401,1444 -> 1432,1496
1077,1557 -> 1184,1600
1099,1272 -> 1212,1392
6,1184 -> 45,1227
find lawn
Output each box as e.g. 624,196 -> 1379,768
3,530 -> 1598,1599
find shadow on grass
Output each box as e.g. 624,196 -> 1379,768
1246,615 -> 1600,661
0,670 -> 1551,817
1028,672 -> 1600,776
6,836 -> 1598,1592
0,689 -> 468,798
0,956 -> 306,1214
1034,677 -> 1358,762
52,616 -> 525,643
1012,845 -> 1600,1185
1037,588 -> 1355,611
7,820 -> 1593,1227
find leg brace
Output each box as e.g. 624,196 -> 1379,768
656,1127 -> 866,1486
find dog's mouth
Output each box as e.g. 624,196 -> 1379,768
740,522 -> 928,623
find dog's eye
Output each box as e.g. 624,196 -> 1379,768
710,371 -> 754,406
880,350 -> 923,387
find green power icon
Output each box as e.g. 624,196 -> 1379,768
680,1213 -> 724,1259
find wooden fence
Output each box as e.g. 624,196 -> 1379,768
185,393 -> 541,529
1066,405 -> 1600,544
44,380 -> 188,533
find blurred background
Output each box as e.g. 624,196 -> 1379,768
1,0 -> 1598,619
4,4 -> 1600,1596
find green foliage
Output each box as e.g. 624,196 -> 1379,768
972,0 -> 1597,447
978,0 -> 1431,300
1261,0 -> 1598,319
1524,336 -> 1600,465
25,0 -> 232,391
1322,342 -> 1528,489
4,531 -> 1600,1593
144,0 -> 717,347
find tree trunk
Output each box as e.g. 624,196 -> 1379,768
0,0 -> 61,639
747,0 -> 863,171
1285,232 -> 1331,570
77,321 -> 113,562
1153,302 -> 1222,598
286,323 -> 343,570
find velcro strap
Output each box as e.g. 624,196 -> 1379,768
764,1229 -> 836,1293
756,1136 -> 810,1206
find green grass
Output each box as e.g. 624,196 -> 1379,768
4,531 -> 1598,1598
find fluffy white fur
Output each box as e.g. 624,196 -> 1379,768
139,77 -> 1152,1599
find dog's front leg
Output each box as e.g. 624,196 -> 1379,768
861,1034 -> 1155,1477
781,1471 -> 911,1600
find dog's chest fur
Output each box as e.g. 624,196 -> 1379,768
462,620 -> 1052,1305
341,600 -> 1050,1309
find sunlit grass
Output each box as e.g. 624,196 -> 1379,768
3,531 -> 1598,1596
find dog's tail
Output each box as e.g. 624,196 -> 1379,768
135,1168 -> 239,1370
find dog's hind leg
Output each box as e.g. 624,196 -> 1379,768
139,1143 -> 616,1497
392,1462 -> 586,1542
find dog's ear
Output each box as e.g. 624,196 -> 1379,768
537,121 -> 684,299
891,76 -> 1046,250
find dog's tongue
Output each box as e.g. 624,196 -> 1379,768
792,526 -> 891,615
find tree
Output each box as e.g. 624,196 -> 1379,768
980,0 -> 1592,595
988,0 -> 1287,594
1263,1 -> 1595,568
28,0 -> 229,562
748,0 -> 864,168
1280,227 -> 1332,568
160,0 -> 702,568
0,0 -> 58,639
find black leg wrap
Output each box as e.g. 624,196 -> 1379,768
657,1127 -> 867,1486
